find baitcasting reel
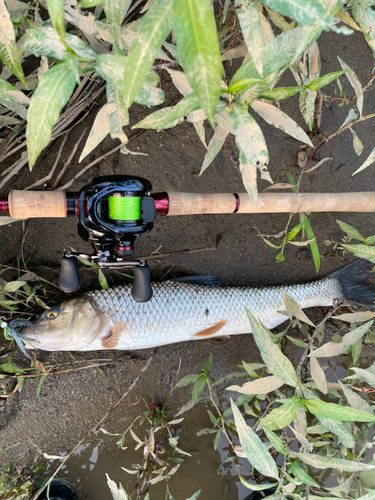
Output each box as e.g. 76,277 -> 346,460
59,175 -> 157,302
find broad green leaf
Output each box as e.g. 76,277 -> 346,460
0,363 -> 23,375
347,363 -> 375,388
235,0 -> 264,77
79,103 -> 114,162
106,84 -> 129,144
47,0 -> 66,44
132,106 -> 184,130
122,0 -> 173,108
238,475 -> 278,491
353,147 -> 375,176
173,0 -> 222,126
103,0 -> 131,27
259,400 -> 299,430
158,93 -> 201,130
4,281 -> 26,292
231,25 -> 322,85
24,26 -> 96,61
302,398 -> 375,422
261,0 -> 332,27
185,491 -> 201,500
309,321 -> 373,358
192,374 -> 207,402
26,63 -> 77,169
77,0 -> 103,7
359,459 -> 375,490
232,103 -> 269,172
172,374 -> 199,390
317,417 -> 356,448
230,399 -> 279,479
286,336 -> 308,348
106,474 -> 129,500
333,311 -> 375,323
0,78 -> 30,106
283,291 -> 315,326
351,128 -> 364,156
227,375 -> 283,395
251,101 -> 313,147
339,381 -> 373,416
246,309 -> 299,387
289,461 -> 319,487
200,126 -> 228,175
336,219 -> 365,241
258,86 -> 302,101
307,70 -> 346,91
352,4 -> 375,53
95,54 -> 126,94
263,427 -> 287,456
175,397 -> 203,417
342,243 -> 375,262
0,0 -> 26,85
291,451 -> 375,472
166,68 -> 192,96
98,269 -> 109,290
133,71 -> 164,106
310,358 -> 327,395
338,57 -> 363,116
335,9 -> 361,31
229,78 -> 265,94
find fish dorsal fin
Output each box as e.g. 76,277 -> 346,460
102,320 -> 123,349
194,319 -> 228,338
173,275 -> 222,286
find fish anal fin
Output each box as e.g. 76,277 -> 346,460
194,319 -> 228,338
102,320 -> 123,349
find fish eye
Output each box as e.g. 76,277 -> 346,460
46,307 -> 59,320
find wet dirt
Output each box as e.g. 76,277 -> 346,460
1,28 -> 375,500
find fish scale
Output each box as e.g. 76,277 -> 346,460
85,277 -> 342,350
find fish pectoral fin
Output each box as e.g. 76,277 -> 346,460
101,320 -> 123,349
194,319 -> 228,338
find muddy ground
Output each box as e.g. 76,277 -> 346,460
1,27 -> 375,499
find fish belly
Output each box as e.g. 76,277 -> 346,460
87,277 -> 342,350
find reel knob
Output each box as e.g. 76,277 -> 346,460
59,256 -> 81,293
132,265 -> 153,302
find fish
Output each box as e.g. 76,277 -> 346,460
21,259 -> 375,352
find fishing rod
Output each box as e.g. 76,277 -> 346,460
1,175 -> 375,301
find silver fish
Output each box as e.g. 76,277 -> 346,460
21,259 -> 374,352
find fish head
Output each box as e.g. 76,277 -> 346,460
21,296 -> 106,350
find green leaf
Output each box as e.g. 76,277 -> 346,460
0,0 -> 26,85
353,146 -> 375,176
258,86 -> 302,101
283,291 -> 315,326
103,0 -> 131,27
359,459 -> 375,490
235,0 -> 264,77
173,0 -> 222,126
351,128 -> 364,156
77,0 -> 103,7
286,336 -> 308,348
251,101 -> 313,147
259,400 -> 299,430
317,417 -> 356,448
95,54 -> 126,95
300,89 -> 316,131
289,461 -> 319,487
47,0 -> 66,45
122,0 -> 173,108
310,357 -> 327,395
4,281 -> 26,292
172,374 -> 200,390
229,78 -> 265,94
261,0 -> 332,26
343,243 -> 375,262
213,430 -> 220,450
192,374 -> 207,402
347,363 -> 375,388
336,219 -> 365,241
246,309 -> 299,387
134,70 -> 164,106
230,399 -> 279,479
79,103 -> 114,162
292,451 -> 375,472
157,93 -> 201,130
263,427 -> 287,456
185,491 -> 201,500
339,381 -> 373,415
227,375 -> 284,395
309,321 -> 373,358
302,398 -> 375,422
307,70 -> 346,91
26,63 -> 77,169
200,125 -> 228,175
303,217 -> 320,273
98,269 -> 109,290
132,105 -> 184,130
0,442 -> 21,454
204,353 -> 212,374
231,25 -> 322,85
238,475 -> 278,491
239,159 -> 258,206
0,363 -> 23,375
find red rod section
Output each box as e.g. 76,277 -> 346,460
152,192 -> 169,215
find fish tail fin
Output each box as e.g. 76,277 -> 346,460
330,258 -> 375,306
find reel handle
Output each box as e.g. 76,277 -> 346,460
132,265 -> 153,302
59,256 -> 81,293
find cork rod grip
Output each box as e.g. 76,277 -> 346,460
9,190 -> 67,218
166,192 -> 375,215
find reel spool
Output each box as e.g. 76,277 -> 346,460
59,175 -> 157,302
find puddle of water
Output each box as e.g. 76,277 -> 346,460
47,430 -> 257,500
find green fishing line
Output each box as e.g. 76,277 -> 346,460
108,195 -> 141,221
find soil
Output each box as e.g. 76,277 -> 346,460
1,28 -> 375,500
